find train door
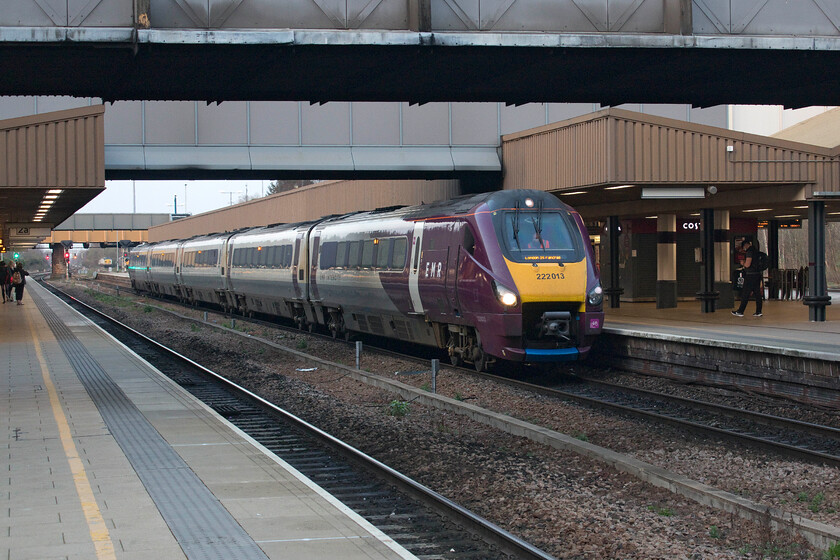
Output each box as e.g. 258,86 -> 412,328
450,224 -> 474,316
419,224 -> 451,316
292,231 -> 307,301
408,221 -> 425,314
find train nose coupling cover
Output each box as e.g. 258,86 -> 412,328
539,311 -> 571,337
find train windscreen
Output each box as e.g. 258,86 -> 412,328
501,211 -> 583,262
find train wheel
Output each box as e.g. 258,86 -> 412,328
473,347 -> 487,372
450,353 -> 462,367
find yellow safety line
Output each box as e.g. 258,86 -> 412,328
26,313 -> 117,560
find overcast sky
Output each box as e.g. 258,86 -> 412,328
79,179 -> 273,216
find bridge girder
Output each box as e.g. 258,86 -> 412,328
1,30 -> 840,108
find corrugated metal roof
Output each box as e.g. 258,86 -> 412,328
1,105 -> 105,249
501,108 -> 840,220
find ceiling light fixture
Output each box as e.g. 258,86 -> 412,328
641,187 -> 705,199
605,185 -> 634,190
560,191 -> 587,196
47,189 -> 63,194
743,208 -> 772,213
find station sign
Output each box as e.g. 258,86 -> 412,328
9,226 -> 51,238
757,220 -> 801,229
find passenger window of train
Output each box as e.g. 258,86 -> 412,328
335,242 -> 347,268
319,242 -> 337,269
348,241 -> 360,268
376,239 -> 392,269
392,238 -> 407,270
361,240 -> 374,268
284,245 -> 293,268
412,237 -> 421,271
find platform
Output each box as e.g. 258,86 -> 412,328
2,281 -> 416,560
603,293 -> 840,361
597,293 -> 840,408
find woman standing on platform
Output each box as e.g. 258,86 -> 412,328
11,262 -> 29,306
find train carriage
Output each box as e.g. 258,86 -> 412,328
127,243 -> 152,292
177,234 -> 230,306
310,212 -> 438,343
145,240 -> 180,298
226,222 -> 313,323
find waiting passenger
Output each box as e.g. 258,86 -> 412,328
732,239 -> 763,318
11,262 -> 29,306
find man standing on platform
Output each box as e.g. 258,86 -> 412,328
732,239 -> 763,317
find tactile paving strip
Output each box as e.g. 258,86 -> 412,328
32,290 -> 269,560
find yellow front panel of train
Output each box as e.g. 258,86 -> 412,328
504,257 -> 588,304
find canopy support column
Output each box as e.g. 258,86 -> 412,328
804,201 -> 830,321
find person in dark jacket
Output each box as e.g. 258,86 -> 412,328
0,261 -> 9,303
11,262 -> 29,306
732,239 -> 763,317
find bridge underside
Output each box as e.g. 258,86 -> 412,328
2,30 -> 840,108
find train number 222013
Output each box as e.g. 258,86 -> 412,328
536,272 -> 565,280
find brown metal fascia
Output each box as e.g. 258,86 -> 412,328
0,105 -> 105,132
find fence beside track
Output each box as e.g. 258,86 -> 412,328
90,271 -> 132,288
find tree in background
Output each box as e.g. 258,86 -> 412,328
2,250 -> 51,272
234,180 -> 318,204
266,180 -> 317,195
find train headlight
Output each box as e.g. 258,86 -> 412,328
588,285 -> 604,306
493,281 -> 518,307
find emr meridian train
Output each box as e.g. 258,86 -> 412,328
128,190 -> 604,370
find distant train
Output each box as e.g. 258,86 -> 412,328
128,190 -> 604,370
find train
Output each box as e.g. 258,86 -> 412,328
128,190 -> 604,370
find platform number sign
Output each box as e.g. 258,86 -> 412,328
16,227 -> 29,235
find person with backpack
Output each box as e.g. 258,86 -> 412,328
732,238 -> 765,317
0,261 -> 9,303
11,262 -> 29,306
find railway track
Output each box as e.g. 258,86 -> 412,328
45,281 -> 555,560
72,278 -> 840,468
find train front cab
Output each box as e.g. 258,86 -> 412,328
461,191 -> 604,366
